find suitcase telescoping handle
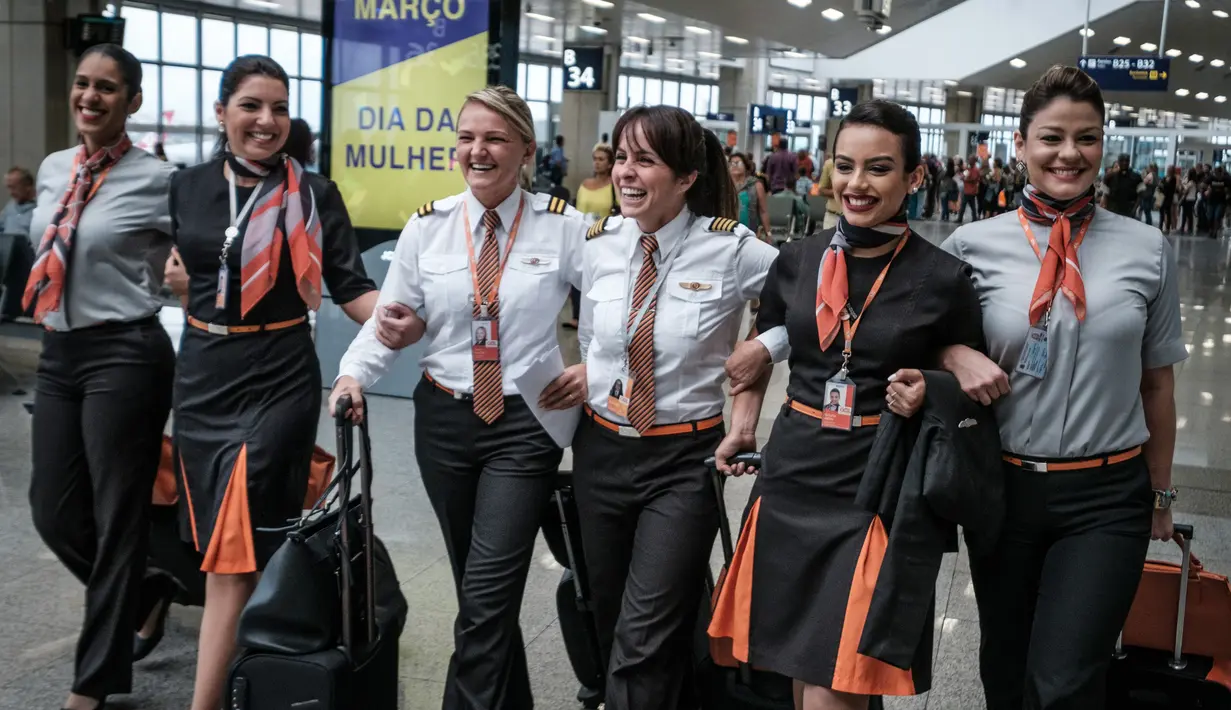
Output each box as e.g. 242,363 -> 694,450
332,394 -> 379,654
1170,523 -> 1195,670
703,453 -> 762,567
1115,523 -> 1195,669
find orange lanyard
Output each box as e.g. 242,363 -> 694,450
462,198 -> 525,310
838,232 -> 910,370
1016,207 -> 1090,263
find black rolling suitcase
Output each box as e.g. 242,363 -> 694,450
227,395 -> 407,710
1107,523 -> 1231,709
542,470 -> 606,709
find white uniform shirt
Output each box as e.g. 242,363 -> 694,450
338,188 -> 588,393
580,208 -> 779,425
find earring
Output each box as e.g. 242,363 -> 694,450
218,123 -> 225,133
911,186 -> 919,194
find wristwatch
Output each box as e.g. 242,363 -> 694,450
1153,487 -> 1178,510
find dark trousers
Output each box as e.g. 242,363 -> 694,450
29,317 -> 174,698
1181,201 -> 1196,233
569,287 -> 581,321
413,376 -> 562,710
572,417 -> 723,710
969,457 -> 1152,710
958,194 -> 980,223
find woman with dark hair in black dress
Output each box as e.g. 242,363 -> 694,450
710,100 -> 985,710
170,55 -> 378,710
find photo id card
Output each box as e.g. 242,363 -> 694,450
471,317 -> 500,362
607,368 -> 635,418
215,265 -> 229,310
820,378 -> 856,431
1015,326 -> 1049,379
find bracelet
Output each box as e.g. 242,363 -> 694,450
1153,487 -> 1178,510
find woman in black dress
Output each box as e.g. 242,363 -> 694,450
709,101 -> 984,709
171,55 -> 377,710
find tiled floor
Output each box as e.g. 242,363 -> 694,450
1,218 -> 1230,709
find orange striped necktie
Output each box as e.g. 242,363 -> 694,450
627,234 -> 659,433
472,209 -> 505,424
1019,185 -> 1095,325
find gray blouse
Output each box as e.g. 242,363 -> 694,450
942,208 -> 1187,459
29,146 -> 175,331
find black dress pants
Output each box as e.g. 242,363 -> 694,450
572,416 -> 723,710
413,377 -> 562,710
29,316 -> 175,698
969,457 -> 1153,710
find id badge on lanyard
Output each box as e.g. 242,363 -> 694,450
219,172 -> 263,310
817,236 -> 908,431
464,201 -> 524,365
607,357 -> 635,418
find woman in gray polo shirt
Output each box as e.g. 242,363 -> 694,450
24,44 -> 176,710
940,66 -> 1186,710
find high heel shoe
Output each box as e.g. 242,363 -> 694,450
133,571 -> 182,662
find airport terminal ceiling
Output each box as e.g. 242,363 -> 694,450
964,0 -> 1231,122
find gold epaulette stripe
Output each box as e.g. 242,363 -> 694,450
587,217 -> 609,240
416,202 -> 434,218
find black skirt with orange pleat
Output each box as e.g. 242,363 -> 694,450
709,403 -> 933,696
173,323 -> 321,575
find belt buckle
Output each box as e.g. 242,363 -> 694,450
1021,459 -> 1048,473
617,425 -> 642,438
206,323 -> 229,335
454,391 -> 466,401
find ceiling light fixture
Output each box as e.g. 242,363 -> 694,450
1141,42 -> 1157,51
698,51 -> 721,59
876,25 -> 892,34
789,0 -> 814,7
544,49 -> 562,56
704,72 -> 720,79
957,90 -> 973,97
806,78 -> 820,84
685,25 -> 711,35
1176,88 -> 1191,96
581,0 -> 614,7
525,11 -> 554,22
533,34 -> 555,42
943,79 -> 958,86
1197,91 -> 1210,99
821,7 -> 844,20
1079,28 -> 1095,37
1185,0 -> 1200,7
771,73 -> 787,80
627,35 -> 650,44
580,25 -> 607,34
1216,95 -> 1228,102
1167,48 -> 1183,57
1216,9 -> 1230,17
783,50 -> 807,58
726,35 -> 749,44
1191,53 -> 1205,62
1009,57 -> 1027,68
637,12 -> 666,23
1212,59 -> 1226,67
1114,36 -> 1132,45
242,0 -> 282,8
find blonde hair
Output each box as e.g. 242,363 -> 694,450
462,86 -> 537,189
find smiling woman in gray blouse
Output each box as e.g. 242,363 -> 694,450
24,44 -> 176,710
940,66 -> 1186,710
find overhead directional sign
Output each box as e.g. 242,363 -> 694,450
749,104 -> 796,135
1078,55 -> 1170,92
829,87 -> 858,117
563,46 -> 604,91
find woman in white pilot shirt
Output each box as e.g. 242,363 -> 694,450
329,86 -> 589,710
564,104 -> 783,710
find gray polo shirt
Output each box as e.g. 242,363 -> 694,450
942,208 -> 1187,459
29,146 -> 174,331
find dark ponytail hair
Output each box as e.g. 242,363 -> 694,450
213,54 -> 290,156
611,105 -> 738,220
284,118 -> 314,165
79,43 -> 142,102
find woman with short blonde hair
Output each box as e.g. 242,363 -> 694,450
331,84 -> 591,709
